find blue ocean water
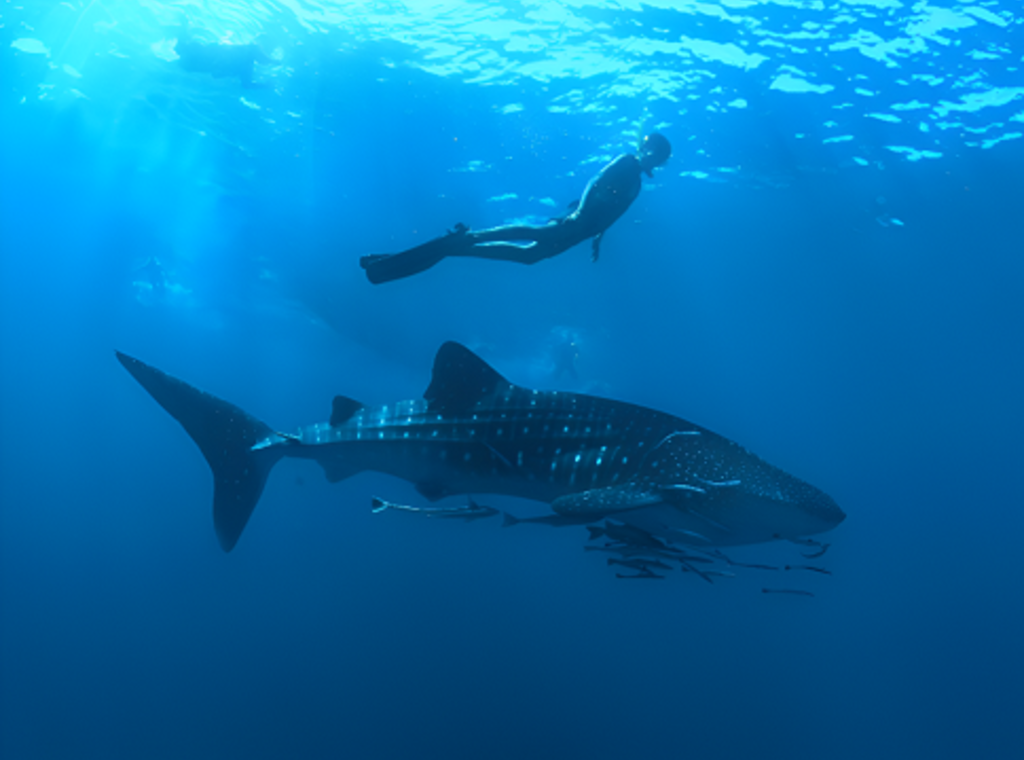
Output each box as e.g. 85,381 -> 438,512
1,1 -> 1022,758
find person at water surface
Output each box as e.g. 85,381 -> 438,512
360,133 -> 672,285
174,33 -> 271,88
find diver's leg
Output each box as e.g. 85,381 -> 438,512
457,240 -> 563,264
360,227 -> 470,285
455,222 -> 569,265
468,222 -> 556,243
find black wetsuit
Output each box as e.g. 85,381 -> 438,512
361,153 -> 646,284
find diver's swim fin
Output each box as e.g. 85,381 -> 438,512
361,226 -> 471,285
360,254 -> 391,268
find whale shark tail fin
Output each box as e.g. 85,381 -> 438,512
115,352 -> 284,552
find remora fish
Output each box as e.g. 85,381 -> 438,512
587,521 -> 666,549
502,512 -> 596,528
616,569 -> 665,580
371,495 -> 499,521
607,558 -> 673,572
583,545 -> 709,563
116,342 -> 845,552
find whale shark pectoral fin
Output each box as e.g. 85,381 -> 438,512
424,342 -> 514,415
656,483 -> 708,502
551,485 -> 663,516
330,395 -> 364,426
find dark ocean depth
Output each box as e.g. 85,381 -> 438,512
1,2 -> 1022,759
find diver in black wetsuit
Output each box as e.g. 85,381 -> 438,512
360,132 -> 672,285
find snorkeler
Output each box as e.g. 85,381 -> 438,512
360,133 -> 672,285
175,34 -> 271,88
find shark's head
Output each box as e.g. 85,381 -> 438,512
632,432 -> 845,546
737,472 -> 847,541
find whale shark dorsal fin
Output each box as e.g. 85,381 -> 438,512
424,342 -> 511,415
330,395 -> 364,426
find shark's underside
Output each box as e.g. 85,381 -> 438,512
116,342 -> 845,552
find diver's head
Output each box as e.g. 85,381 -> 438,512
638,132 -> 671,177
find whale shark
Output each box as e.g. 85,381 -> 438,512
116,342 -> 845,552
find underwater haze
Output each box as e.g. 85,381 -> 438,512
1,1 -> 1023,759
